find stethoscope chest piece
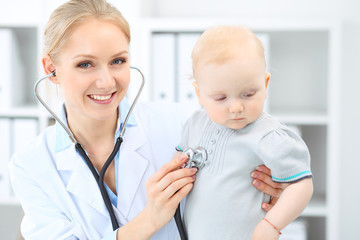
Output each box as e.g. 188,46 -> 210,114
182,147 -> 208,170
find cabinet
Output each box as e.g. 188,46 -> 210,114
0,2 -> 48,239
135,17 -> 341,240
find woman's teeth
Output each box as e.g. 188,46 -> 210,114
90,94 -> 112,100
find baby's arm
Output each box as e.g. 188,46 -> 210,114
252,177 -> 313,240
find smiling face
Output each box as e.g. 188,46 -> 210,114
44,18 -> 130,123
194,52 -> 270,130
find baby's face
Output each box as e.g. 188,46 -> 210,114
194,54 -> 269,130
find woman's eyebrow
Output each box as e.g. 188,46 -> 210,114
110,50 -> 128,58
72,50 -> 128,59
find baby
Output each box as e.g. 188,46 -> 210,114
178,26 -> 313,240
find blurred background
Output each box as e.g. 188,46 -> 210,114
0,0 -> 359,239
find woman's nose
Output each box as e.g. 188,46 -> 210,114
96,68 -> 116,89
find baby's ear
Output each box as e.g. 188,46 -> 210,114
265,73 -> 271,89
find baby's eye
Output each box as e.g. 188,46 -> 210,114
112,58 -> 125,65
78,62 -> 92,68
214,96 -> 227,101
242,91 -> 256,97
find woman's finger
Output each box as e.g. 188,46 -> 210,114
157,167 -> 197,192
169,182 -> 194,206
254,165 -> 272,176
251,166 -> 288,189
251,171 -> 284,190
162,174 -> 196,200
252,178 -> 283,198
149,154 -> 188,183
261,195 -> 281,212
261,202 -> 272,212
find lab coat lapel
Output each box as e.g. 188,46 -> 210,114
55,146 -> 110,219
117,123 -> 150,219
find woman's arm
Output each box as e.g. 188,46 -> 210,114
251,165 -> 289,212
252,178 -> 313,240
117,153 -> 196,240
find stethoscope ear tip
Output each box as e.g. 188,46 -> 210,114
52,70 -> 56,77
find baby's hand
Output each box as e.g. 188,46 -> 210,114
252,219 -> 280,240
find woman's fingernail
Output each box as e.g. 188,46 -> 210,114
190,167 -> 198,173
251,172 -> 258,178
179,155 -> 187,163
253,179 -> 260,187
256,166 -> 264,172
261,203 -> 268,211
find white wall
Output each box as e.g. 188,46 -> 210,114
149,0 -> 338,17
147,0 -> 360,238
337,1 -> 360,239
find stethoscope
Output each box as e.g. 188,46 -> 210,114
34,66 -> 144,231
175,146 -> 208,240
34,66 -> 208,239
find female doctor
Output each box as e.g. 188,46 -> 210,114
8,0 -> 286,239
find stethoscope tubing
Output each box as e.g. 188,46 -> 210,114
75,138 -> 122,230
34,67 -> 145,231
34,67 -> 189,238
175,205 -> 188,240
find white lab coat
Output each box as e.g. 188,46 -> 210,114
9,101 -> 189,240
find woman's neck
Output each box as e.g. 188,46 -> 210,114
66,106 -> 118,162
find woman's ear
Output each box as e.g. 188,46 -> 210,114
42,54 -> 58,84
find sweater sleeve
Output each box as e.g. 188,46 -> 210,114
257,125 -> 312,183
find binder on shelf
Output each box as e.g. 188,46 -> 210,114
0,29 -> 25,110
0,29 -> 13,110
0,118 -> 11,200
151,33 -> 176,102
177,33 -> 201,113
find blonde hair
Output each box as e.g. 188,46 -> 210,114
192,26 -> 265,78
43,0 -> 130,62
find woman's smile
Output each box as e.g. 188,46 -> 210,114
88,92 -> 116,104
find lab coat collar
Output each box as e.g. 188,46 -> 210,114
55,97 -> 137,153
54,100 -> 149,220
57,147 -> 111,219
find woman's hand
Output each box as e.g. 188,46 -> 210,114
143,153 -> 196,233
251,165 -> 289,212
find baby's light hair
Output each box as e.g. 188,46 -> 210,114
192,26 -> 265,79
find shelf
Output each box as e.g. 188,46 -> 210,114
0,107 -> 41,118
270,111 -> 329,125
0,197 -> 20,206
302,196 -> 327,217
141,17 -> 340,32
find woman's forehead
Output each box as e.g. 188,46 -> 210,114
60,19 -> 129,58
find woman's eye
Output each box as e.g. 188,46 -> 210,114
112,58 -> 125,65
78,62 -> 91,68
